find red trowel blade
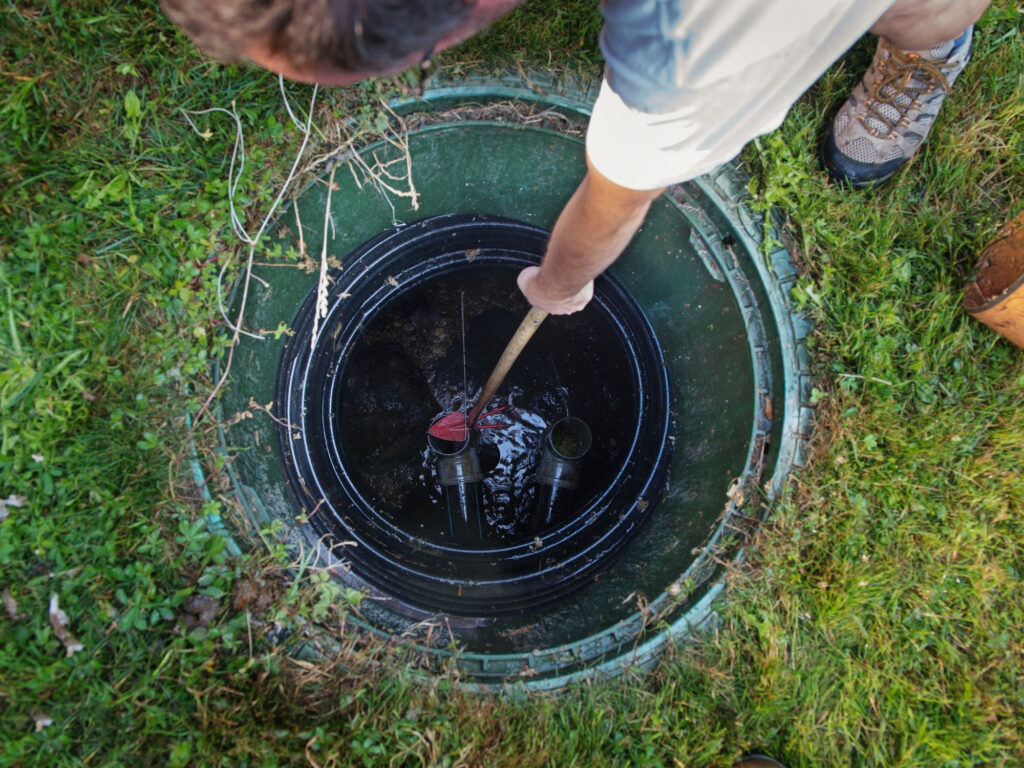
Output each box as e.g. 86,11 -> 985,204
428,411 -> 470,442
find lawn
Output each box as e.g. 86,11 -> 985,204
1,1 -> 1022,766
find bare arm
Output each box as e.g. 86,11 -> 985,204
517,154 -> 665,315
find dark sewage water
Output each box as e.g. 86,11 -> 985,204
335,267 -> 640,548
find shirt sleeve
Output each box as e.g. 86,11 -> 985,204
599,0 -> 892,113
600,0 -> 693,114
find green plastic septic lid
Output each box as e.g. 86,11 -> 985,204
202,73 -> 812,691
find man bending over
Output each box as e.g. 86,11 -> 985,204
162,0 -> 991,314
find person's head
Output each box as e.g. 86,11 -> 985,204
161,0 -> 521,85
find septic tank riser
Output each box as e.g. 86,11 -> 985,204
207,76 -> 812,689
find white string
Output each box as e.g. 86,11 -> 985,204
279,73 -> 307,131
460,292 -> 467,409
180,105 -> 252,244
186,81 -> 322,435
182,83 -> 319,340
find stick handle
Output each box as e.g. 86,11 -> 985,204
467,306 -> 548,425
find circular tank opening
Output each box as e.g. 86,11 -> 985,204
275,216 -> 673,618
214,78 -> 811,687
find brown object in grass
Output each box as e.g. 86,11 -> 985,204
963,209 -> 1024,349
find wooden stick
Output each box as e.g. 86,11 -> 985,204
466,306 -> 549,425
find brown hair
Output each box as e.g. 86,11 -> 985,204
161,0 -> 471,72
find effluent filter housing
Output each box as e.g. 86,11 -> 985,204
208,75 -> 812,690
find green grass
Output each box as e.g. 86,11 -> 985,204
449,0 -> 604,67
2,1 -> 1023,765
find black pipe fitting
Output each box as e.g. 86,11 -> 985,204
533,416 -> 592,529
428,428 -> 485,542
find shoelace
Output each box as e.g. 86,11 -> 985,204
859,41 -> 953,138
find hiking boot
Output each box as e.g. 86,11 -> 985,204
822,27 -> 973,188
